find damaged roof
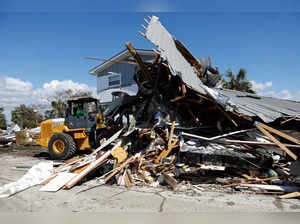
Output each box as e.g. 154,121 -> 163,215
217,88 -> 300,123
144,16 -> 207,95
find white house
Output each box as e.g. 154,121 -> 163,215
89,49 -> 155,103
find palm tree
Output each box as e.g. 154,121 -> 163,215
51,100 -> 66,118
222,69 -> 256,94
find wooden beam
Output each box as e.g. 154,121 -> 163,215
104,156 -> 137,183
155,121 -> 178,164
218,176 -> 280,188
138,31 -> 146,38
168,120 -> 176,151
257,125 -> 297,160
125,42 -> 152,81
144,18 -> 149,24
258,122 -> 300,145
65,141 -> 122,189
279,192 -> 300,199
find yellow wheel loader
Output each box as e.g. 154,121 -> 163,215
36,97 -> 107,160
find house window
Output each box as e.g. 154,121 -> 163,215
108,74 -> 121,87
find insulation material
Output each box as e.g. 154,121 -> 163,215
0,161 -> 53,198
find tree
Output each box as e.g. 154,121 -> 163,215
222,69 -> 256,94
11,104 -> 43,129
0,107 -> 7,129
46,89 -> 93,118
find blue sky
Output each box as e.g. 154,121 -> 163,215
0,0 -> 300,120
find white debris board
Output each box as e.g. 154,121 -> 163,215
39,172 -> 77,192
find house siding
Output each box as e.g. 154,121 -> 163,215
96,54 -> 154,93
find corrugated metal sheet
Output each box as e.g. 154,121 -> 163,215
216,88 -> 300,123
145,16 -> 206,95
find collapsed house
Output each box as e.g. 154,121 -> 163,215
2,16 -> 300,199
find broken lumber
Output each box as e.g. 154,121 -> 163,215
279,192 -> 300,199
65,141 -> 122,189
104,153 -> 139,183
257,122 -> 300,145
257,125 -> 297,160
125,42 -> 152,81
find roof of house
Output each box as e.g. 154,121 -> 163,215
215,88 -> 300,123
89,49 -> 155,76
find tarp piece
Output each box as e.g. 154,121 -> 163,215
145,16 -> 207,95
0,161 -> 53,198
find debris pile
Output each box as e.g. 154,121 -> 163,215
1,16 -> 300,200
0,124 -> 40,147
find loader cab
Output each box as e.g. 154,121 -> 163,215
65,97 -> 100,130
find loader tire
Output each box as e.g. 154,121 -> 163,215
48,133 -> 77,160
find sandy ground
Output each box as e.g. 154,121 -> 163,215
1,145 -> 300,212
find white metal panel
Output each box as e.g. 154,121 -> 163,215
145,16 -> 206,94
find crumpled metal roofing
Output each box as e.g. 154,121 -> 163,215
216,88 -> 300,123
144,16 -> 300,123
145,16 -> 206,95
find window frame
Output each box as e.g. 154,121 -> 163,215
108,73 -> 121,87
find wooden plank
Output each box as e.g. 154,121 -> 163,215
104,155 -> 137,183
72,163 -> 91,174
40,172 -> 77,192
257,125 -> 297,160
65,141 -> 122,189
54,157 -> 84,173
154,121 -> 176,164
218,176 -> 280,188
168,120 -> 176,151
279,192 -> 300,199
258,122 -> 300,145
91,128 -> 123,155
40,174 -> 58,185
138,31 -> 146,38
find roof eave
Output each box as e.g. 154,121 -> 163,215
89,49 -> 155,75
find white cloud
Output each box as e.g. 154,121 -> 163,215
263,90 -> 300,101
0,76 -> 96,122
0,76 -> 33,121
250,80 -> 300,102
250,80 -> 272,92
32,80 -> 96,105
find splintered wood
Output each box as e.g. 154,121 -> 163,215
257,123 -> 298,160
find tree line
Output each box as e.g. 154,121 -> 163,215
0,69 -> 254,130
0,89 -> 92,130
